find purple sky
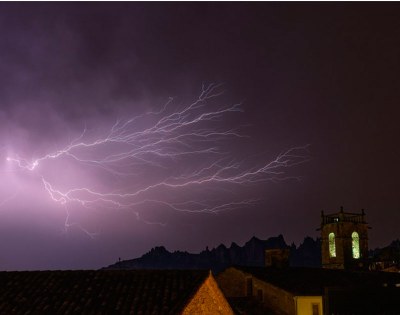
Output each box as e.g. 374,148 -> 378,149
1,3 -> 400,270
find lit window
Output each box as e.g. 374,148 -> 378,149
352,231 -> 360,259
329,232 -> 336,257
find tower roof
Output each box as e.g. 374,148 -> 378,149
321,207 -> 367,226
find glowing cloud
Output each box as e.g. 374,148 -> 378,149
4,84 -> 309,235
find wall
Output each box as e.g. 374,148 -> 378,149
294,296 -> 323,315
182,273 -> 234,315
217,267 -> 296,315
254,277 -> 295,315
216,267 -> 246,297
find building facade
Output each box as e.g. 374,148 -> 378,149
217,266 -> 323,315
217,266 -> 400,315
320,207 -> 369,270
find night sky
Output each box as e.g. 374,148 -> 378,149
1,3 -> 400,270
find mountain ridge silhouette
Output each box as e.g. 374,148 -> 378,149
103,234 -> 321,273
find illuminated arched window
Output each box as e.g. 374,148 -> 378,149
329,232 -> 336,258
352,231 -> 360,259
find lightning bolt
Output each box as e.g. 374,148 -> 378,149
5,84 -> 310,234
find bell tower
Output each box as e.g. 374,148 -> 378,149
320,206 -> 369,270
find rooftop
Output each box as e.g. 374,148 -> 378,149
0,269 -> 209,314
232,266 -> 400,296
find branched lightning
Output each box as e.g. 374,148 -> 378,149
5,84 -> 310,234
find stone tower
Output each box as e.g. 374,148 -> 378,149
320,206 -> 369,270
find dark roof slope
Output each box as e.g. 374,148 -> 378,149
233,266 -> 400,295
0,269 -> 209,315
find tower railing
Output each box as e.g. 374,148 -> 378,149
322,213 -> 366,225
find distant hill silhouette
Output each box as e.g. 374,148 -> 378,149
104,235 -> 322,273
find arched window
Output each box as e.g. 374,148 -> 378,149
352,231 -> 360,259
329,232 -> 336,257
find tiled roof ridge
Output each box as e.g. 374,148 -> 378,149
169,270 -> 212,314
